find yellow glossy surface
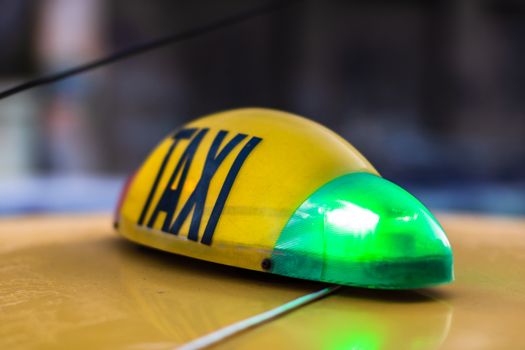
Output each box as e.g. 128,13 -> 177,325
2,213 -> 525,349
119,108 -> 377,271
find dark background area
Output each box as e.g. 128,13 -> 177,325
0,0 -> 524,215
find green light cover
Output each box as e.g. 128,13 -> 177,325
271,173 -> 453,289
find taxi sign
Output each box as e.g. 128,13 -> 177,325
115,108 -> 453,289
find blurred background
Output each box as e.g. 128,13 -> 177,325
1,0 -> 524,216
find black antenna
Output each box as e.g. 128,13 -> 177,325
0,0 -> 299,100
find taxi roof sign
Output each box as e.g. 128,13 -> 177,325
115,108 -> 453,289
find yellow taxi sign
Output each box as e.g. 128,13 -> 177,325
116,108 -> 453,289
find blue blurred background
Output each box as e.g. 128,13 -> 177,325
0,0 -> 524,216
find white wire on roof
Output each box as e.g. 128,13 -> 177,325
176,285 -> 341,350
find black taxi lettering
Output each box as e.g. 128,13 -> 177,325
138,127 -> 262,245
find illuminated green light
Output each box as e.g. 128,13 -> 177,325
271,173 -> 453,289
